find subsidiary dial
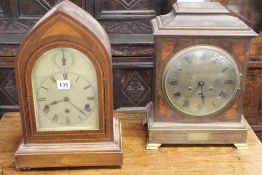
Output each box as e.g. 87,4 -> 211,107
54,48 -> 74,69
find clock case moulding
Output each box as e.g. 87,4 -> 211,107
15,0 -> 122,169
145,2 -> 257,149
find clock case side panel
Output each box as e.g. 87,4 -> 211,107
153,36 -> 251,123
15,11 -> 114,144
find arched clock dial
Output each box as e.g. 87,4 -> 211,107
32,47 -> 99,131
163,45 -> 241,116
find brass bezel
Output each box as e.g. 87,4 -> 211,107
162,45 -> 241,117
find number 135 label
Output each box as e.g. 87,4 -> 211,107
57,80 -> 70,90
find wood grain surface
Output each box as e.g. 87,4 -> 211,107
0,112 -> 262,175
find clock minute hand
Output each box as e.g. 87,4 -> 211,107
63,97 -> 88,117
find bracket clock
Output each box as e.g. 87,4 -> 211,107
145,2 -> 257,150
15,0 -> 122,169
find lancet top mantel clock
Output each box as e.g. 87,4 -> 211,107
15,0 -> 122,169
145,2 -> 257,150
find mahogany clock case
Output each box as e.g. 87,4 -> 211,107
146,3 -> 257,146
147,38 -> 252,146
151,9 -> 257,123
153,37 -> 250,123
14,0 -> 122,168
16,1 -> 113,143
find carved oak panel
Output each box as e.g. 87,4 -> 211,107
18,0 -> 86,17
95,0 -> 157,35
111,45 -> 153,56
95,0 -> 155,19
224,0 -> 261,33
101,20 -> 152,34
0,2 -> 3,17
0,67 -> 19,116
113,68 -> 152,108
0,0 -> 10,17
0,68 -> 18,106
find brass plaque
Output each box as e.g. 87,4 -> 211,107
187,132 -> 211,141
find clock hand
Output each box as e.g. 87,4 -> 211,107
199,81 -> 205,106
63,97 -> 88,117
187,84 -> 200,99
47,99 -> 64,106
61,49 -> 66,66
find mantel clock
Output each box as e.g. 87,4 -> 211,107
15,0 -> 122,169
146,2 -> 257,150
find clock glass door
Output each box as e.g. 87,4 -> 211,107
31,48 -> 99,131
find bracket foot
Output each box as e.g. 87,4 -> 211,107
234,143 -> 248,150
146,143 -> 161,150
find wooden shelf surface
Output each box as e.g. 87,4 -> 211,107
0,112 -> 262,175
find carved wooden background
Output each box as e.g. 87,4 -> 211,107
0,0 -> 159,116
224,0 -> 262,136
0,0 -> 261,139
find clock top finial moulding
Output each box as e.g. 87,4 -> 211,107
15,0 -> 122,169
146,2 -> 257,150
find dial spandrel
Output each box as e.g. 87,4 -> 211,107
163,45 -> 240,116
32,48 -> 99,131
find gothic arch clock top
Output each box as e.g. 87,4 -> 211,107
15,0 -> 122,169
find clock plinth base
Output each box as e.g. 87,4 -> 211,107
15,118 -> 123,169
146,102 -> 247,148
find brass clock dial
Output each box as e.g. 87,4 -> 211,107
163,45 -> 240,116
32,48 -> 99,131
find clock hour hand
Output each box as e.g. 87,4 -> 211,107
187,84 -> 200,98
47,99 -> 64,106
63,97 -> 88,117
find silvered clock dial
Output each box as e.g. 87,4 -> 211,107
163,45 -> 240,116
32,47 -> 99,131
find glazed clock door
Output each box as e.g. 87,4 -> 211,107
31,48 -> 99,131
